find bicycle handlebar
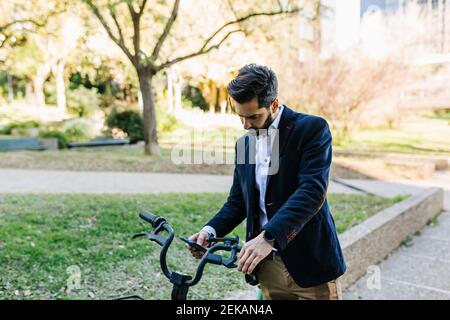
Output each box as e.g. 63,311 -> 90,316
139,211 -> 164,227
135,211 -> 258,299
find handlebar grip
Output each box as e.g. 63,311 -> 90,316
139,211 -> 162,226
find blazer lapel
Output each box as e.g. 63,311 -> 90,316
241,106 -> 296,224
245,133 -> 257,203
265,106 -> 295,191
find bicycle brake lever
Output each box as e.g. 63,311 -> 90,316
132,232 -> 148,239
209,236 -> 239,245
221,245 -> 239,268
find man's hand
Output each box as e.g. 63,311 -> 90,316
187,230 -> 210,259
238,231 -> 273,274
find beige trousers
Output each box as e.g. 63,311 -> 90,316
257,255 -> 343,300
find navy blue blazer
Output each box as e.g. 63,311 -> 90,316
205,105 -> 347,288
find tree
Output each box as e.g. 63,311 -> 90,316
0,1 -> 69,107
83,0 -> 299,155
0,1 -> 67,58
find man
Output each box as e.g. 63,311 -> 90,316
187,64 -> 346,300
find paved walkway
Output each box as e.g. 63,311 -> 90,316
344,210 -> 450,299
0,168 -> 359,194
343,171 -> 450,300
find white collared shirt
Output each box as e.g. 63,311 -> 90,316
255,104 -> 284,228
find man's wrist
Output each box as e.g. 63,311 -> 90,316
201,225 -> 216,239
262,230 -> 276,247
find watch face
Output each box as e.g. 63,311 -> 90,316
264,231 -> 274,242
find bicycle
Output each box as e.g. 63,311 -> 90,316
119,211 -> 258,300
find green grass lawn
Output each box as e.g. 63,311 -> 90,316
0,193 -> 405,300
335,112 -> 450,156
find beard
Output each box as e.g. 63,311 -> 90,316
261,112 -> 274,129
249,112 -> 273,131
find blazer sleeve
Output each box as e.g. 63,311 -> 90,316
262,117 -> 332,251
204,143 -> 246,237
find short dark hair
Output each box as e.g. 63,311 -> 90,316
227,64 -> 278,108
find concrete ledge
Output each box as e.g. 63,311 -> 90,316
383,160 -> 435,180
339,187 -> 444,289
333,157 -> 437,181
334,150 -> 449,171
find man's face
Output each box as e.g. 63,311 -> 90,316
231,97 -> 279,130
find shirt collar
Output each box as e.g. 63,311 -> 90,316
269,104 -> 284,130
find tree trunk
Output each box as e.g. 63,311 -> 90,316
138,69 -> 160,156
25,80 -> 34,104
174,80 -> 182,115
33,76 -> 46,108
7,73 -> 13,101
167,67 -> 174,113
34,62 -> 52,108
54,59 -> 66,113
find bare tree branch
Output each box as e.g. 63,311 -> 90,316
276,0 -> 284,11
0,3 -> 67,33
156,8 -> 299,71
127,2 -> 142,63
0,34 -> 10,49
138,0 -> 148,17
83,0 -> 136,66
127,1 -> 137,17
0,12 -> 62,49
151,0 -> 180,61
226,0 -> 239,18
108,4 -> 127,49
156,29 -> 242,71
8,3 -> 69,33
199,9 -> 298,52
0,19 -> 45,33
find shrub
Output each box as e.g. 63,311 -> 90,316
105,109 -> 144,143
44,82 -> 57,105
66,86 -> 100,117
105,105 -> 179,143
38,130 -> 68,149
183,85 -> 208,110
0,120 -> 41,135
156,107 -> 178,135
62,118 -> 97,142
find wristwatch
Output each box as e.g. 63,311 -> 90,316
263,230 -> 276,247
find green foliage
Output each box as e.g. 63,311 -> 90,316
156,106 -> 179,135
427,217 -> 439,226
66,86 -> 100,117
43,81 -> 57,105
105,109 -> 144,143
327,193 -> 406,234
62,118 -> 97,142
0,120 -> 41,135
38,130 -> 68,149
428,109 -> 450,121
105,104 -> 179,143
5,36 -> 44,78
183,85 -> 208,111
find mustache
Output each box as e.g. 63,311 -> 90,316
247,114 -> 273,131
